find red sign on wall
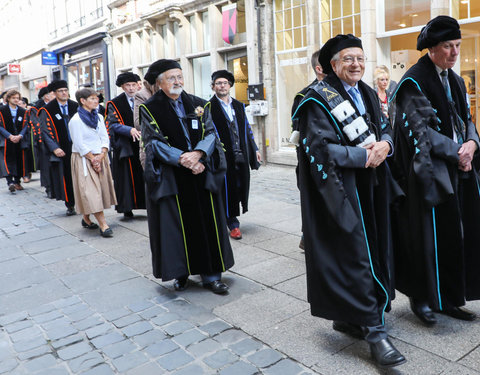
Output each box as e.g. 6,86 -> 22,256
8,64 -> 21,75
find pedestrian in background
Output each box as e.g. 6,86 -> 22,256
0,89 -> 28,192
207,70 -> 261,240
69,87 -> 116,237
374,67 -> 391,118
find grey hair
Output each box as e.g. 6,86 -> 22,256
331,52 -> 341,62
156,73 -> 165,82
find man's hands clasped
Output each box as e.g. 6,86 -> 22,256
179,150 -> 205,175
365,141 -> 390,168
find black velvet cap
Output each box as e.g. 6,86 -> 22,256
38,87 -> 50,99
116,72 -> 138,87
48,80 -> 68,92
134,74 -> 141,82
417,16 -> 461,51
211,70 -> 235,86
144,59 -> 182,85
319,34 -> 363,74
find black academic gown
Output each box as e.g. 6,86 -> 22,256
208,96 -> 260,219
390,54 -> 480,310
20,108 -> 37,175
38,99 -> 78,205
140,90 -> 234,281
105,93 -> 146,213
0,106 -> 27,178
34,102 -> 51,189
294,74 -> 401,327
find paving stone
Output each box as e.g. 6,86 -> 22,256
101,339 -> 138,359
131,329 -> 167,347
125,362 -> 167,375
103,307 -> 131,322
163,321 -> 196,336
247,348 -> 283,368
10,325 -> 43,343
0,311 -> 28,326
41,317 -> 71,330
52,334 -> 84,349
17,345 -> 51,360
29,366 -> 70,375
81,364 -> 116,375
112,351 -> 149,373
199,320 -> 232,337
128,300 -> 154,312
5,319 -> 32,334
151,312 -> 180,326
28,303 -> 56,317
53,296 -> 82,309
219,360 -> 258,375
86,323 -> 113,339
24,354 -> 57,373
187,338 -> 222,357
73,315 -> 104,331
91,332 -> 125,349
68,351 -> 105,373
0,358 -> 18,374
33,310 -> 63,324
62,302 -> 90,315
138,305 -> 168,319
151,293 -> 178,305
170,364 -> 206,375
229,338 -> 264,356
45,324 -> 78,340
157,349 -> 194,371
210,329 -> 250,345
203,349 -> 238,369
145,339 -> 180,358
57,341 -> 92,360
123,321 -> 154,337
113,314 -> 142,329
173,329 -> 208,347
68,308 -> 94,322
13,336 -> 47,352
263,359 -> 304,375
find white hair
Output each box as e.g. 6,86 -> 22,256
331,52 -> 341,62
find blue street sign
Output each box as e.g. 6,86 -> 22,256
42,51 -> 58,65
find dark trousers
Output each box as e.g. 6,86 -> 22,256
6,175 -> 20,186
226,216 -> 240,230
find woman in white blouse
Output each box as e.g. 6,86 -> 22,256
69,88 -> 117,237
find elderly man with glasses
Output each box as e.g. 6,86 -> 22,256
139,59 -> 234,295
292,34 -> 404,368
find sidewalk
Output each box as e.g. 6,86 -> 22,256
0,165 -> 479,374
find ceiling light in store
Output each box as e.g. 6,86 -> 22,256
460,0 -> 468,4
411,14 -> 418,17
465,58 -> 469,62
399,23 -> 406,27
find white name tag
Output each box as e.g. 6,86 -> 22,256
191,119 -> 198,129
18,116 -> 22,122
55,113 -> 62,120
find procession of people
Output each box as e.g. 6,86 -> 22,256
1,14 -> 479,369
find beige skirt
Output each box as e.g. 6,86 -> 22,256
71,152 -> 117,215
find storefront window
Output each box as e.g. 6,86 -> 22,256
203,12 -> 210,50
227,56 -> 249,104
452,0 -> 480,19
192,55 -> 211,101
320,0 -> 360,44
384,0 -> 429,32
91,58 -> 104,95
275,0 -> 307,51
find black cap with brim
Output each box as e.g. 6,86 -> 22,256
417,15 -> 461,51
144,59 -> 182,85
211,70 -> 235,86
319,34 -> 363,74
116,72 -> 138,87
47,80 -> 68,92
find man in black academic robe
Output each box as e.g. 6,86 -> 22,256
207,70 -> 261,240
139,59 -> 234,295
38,80 -> 78,215
390,16 -> 480,325
105,72 -> 145,217
35,86 -> 54,197
293,34 -> 405,368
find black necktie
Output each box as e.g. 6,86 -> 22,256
440,70 -> 464,144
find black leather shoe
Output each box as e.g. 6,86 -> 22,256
409,298 -> 437,325
438,306 -> 476,321
99,227 -> 113,238
124,211 -> 134,218
66,207 -> 76,216
370,338 -> 406,368
82,219 -> 99,229
203,280 -> 229,294
174,277 -> 189,291
332,321 -> 365,339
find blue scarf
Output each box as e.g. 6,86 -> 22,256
78,106 -> 99,129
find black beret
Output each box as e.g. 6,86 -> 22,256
319,34 -> 363,74
211,70 -> 235,86
116,72 -> 138,87
133,74 -> 141,82
38,87 -> 49,99
144,59 -> 182,85
48,80 -> 68,92
417,16 -> 461,51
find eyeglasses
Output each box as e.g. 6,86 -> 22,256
341,56 -> 366,64
214,81 -> 230,86
56,88 -> 69,93
164,75 -> 184,83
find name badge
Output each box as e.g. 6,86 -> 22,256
18,116 -> 22,122
191,119 -> 198,130
55,113 -> 62,120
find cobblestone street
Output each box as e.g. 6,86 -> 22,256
1,165 -> 480,374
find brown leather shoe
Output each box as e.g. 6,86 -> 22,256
14,184 -> 24,190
